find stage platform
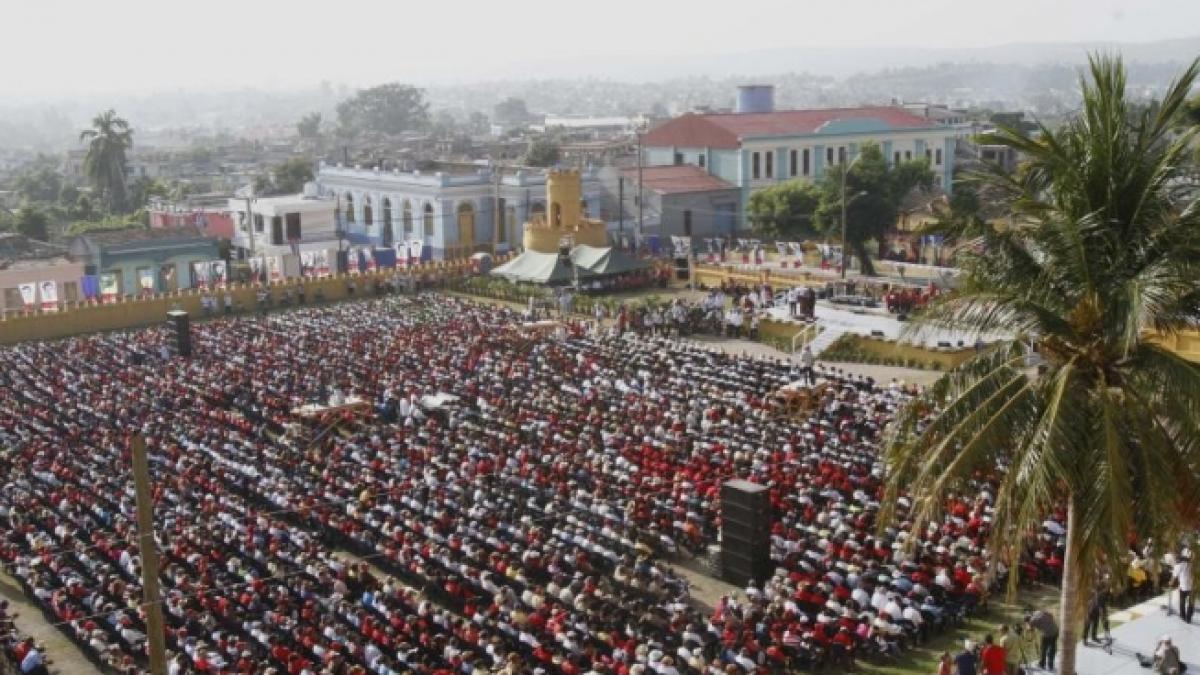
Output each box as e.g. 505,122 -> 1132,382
1068,592 -> 1196,675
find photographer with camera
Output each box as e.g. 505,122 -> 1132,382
1025,609 -> 1059,671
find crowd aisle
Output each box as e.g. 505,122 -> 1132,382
0,294 -> 1067,675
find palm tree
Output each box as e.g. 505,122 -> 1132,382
79,109 -> 134,213
882,55 -> 1200,675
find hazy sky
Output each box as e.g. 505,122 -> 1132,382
5,0 -> 1199,97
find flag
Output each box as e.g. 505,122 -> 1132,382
210,260 -> 228,288
18,282 -> 36,308
347,248 -> 361,275
315,250 -> 331,277
408,239 -> 422,265
38,281 -> 58,311
267,256 -> 283,281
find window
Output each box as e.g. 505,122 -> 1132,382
802,149 -> 810,176
935,148 -> 943,165
253,214 -> 264,233
673,152 -> 683,165
838,147 -> 846,164
765,151 -> 774,179
285,213 -> 301,241
698,154 -> 706,168
925,148 -> 932,161
789,149 -> 797,177
344,193 -> 355,224
238,211 -> 248,232
752,152 -> 761,180
363,196 -> 373,227
423,203 -> 434,236
894,151 -> 902,165
905,150 -> 912,161
402,200 -> 413,234
826,147 -> 834,165
683,210 -> 693,237
271,216 -> 284,245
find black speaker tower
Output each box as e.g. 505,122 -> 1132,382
720,479 -> 772,586
167,309 -> 192,357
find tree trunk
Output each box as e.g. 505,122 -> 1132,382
852,240 -> 876,276
1057,495 -> 1083,675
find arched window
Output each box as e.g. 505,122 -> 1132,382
344,193 -> 355,224
363,196 -> 373,227
551,202 -> 562,227
382,198 -> 394,246
402,200 -> 413,234
423,203 -> 435,236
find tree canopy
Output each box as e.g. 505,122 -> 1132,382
746,180 -> 821,239
336,83 -> 430,137
814,142 -> 934,275
252,158 -> 314,196
296,112 -> 322,139
493,97 -> 530,124
80,109 -> 134,214
882,55 -> 1200,675
522,135 -> 561,167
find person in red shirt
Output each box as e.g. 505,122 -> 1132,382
979,633 -> 1007,675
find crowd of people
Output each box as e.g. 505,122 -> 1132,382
0,293 -> 1070,674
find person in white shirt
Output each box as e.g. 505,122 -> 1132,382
1172,550 -> 1193,623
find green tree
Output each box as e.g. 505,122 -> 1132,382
815,142 -> 933,275
522,135 -> 561,167
297,112 -> 323,139
14,161 -> 63,203
746,180 -> 821,239
15,206 -> 50,241
493,97 -> 529,124
79,109 -> 134,213
336,83 -> 430,137
127,177 -> 169,210
881,56 -> 1200,675
271,157 -> 314,194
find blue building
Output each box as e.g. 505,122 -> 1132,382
642,89 -> 958,231
68,225 -> 221,296
315,163 -> 604,260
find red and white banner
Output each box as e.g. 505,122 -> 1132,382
18,283 -> 36,309
38,281 -> 58,311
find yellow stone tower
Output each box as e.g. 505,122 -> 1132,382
522,169 -> 608,253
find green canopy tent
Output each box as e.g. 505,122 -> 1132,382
569,245 -> 648,277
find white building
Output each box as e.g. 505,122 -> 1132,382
315,162 -> 604,260
228,190 -> 338,259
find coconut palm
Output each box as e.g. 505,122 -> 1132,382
79,109 -> 134,213
882,55 -> 1200,675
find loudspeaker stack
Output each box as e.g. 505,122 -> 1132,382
166,309 -> 192,357
721,479 -> 772,586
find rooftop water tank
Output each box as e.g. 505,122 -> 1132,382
736,85 -> 775,114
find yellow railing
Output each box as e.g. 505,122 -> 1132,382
0,257 -> 495,346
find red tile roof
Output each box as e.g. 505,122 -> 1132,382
644,106 -> 937,149
621,165 -> 736,195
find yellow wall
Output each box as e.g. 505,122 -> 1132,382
0,262 -> 475,346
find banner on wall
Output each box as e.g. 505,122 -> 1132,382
299,251 -> 315,277
18,283 -> 36,308
209,260 -> 228,288
670,236 -> 691,258
38,281 -> 58,311
138,268 -> 155,294
407,239 -> 422,265
363,248 -> 376,273
249,257 -> 264,283
191,262 -> 209,290
266,256 -> 283,281
347,248 -> 361,275
100,273 -> 119,303
314,249 -> 331,277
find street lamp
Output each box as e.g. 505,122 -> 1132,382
840,153 -> 865,280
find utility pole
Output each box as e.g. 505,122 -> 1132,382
617,176 -> 624,245
244,187 -> 257,258
131,435 -> 168,675
636,128 -> 644,243
491,166 -> 502,254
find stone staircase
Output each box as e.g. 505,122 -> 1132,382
804,326 -> 845,356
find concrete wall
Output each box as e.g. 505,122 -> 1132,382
656,190 -> 741,238
0,261 -> 87,314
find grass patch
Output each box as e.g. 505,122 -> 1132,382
858,585 -> 1060,675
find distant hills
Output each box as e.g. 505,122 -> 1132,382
482,35 -> 1200,82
